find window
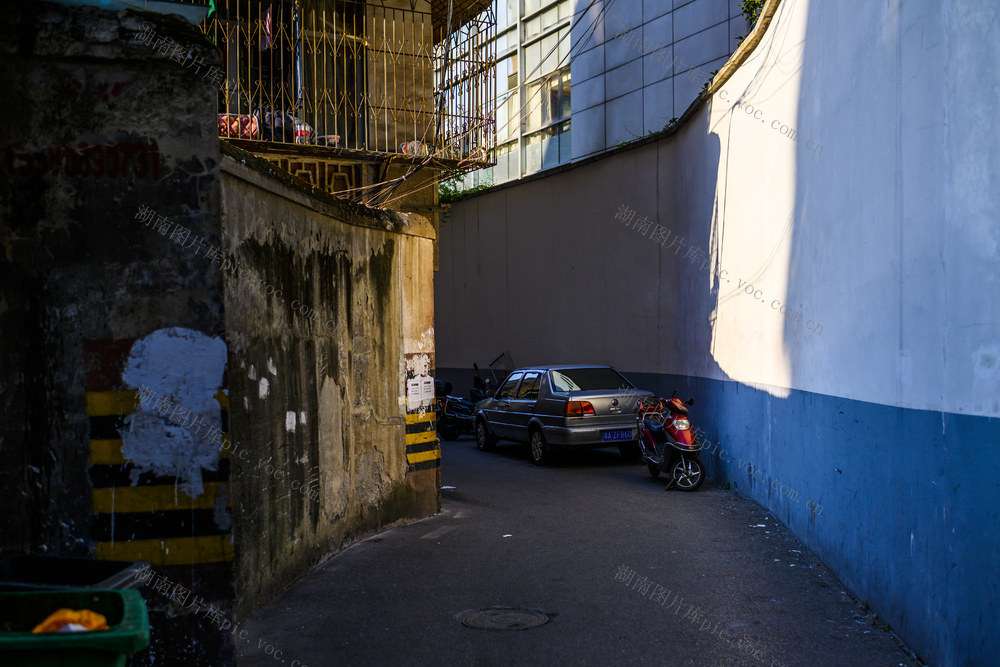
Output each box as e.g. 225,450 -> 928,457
524,39 -> 541,78
517,372 -> 541,399
541,123 -> 560,170
541,31 -> 558,74
523,15 -> 541,40
524,131 -> 542,173
497,54 -> 517,92
523,120 -> 569,174
540,5 -> 560,32
523,68 -> 570,132
500,93 -> 519,143
496,372 -> 523,399
494,140 -> 517,182
497,0 -> 517,31
549,368 -> 633,392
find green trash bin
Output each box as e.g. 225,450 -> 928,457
0,589 -> 149,667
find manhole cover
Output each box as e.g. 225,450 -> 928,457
455,607 -> 551,631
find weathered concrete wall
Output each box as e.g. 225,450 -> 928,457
1,3 -> 440,663
0,3 -> 235,665
220,146 -> 439,618
435,0 -> 1000,664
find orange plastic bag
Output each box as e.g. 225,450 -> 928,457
31,608 -> 109,633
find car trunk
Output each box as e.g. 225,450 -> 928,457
563,389 -> 653,426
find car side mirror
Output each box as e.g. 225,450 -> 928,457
685,397 -> 694,406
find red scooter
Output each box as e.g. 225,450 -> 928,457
635,395 -> 704,491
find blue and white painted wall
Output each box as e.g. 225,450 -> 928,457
436,0 -> 1000,663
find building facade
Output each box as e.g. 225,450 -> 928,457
450,0 -> 752,189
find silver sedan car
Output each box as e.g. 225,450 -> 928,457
473,365 -> 654,465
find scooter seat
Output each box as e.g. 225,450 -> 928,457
643,422 -> 672,448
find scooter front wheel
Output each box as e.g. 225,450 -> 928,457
671,457 -> 704,491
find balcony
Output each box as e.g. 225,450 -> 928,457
195,0 -> 495,202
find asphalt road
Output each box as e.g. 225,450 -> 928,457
237,436 -> 922,667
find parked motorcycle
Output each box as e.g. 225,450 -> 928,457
437,353 -> 515,441
635,394 -> 704,491
470,352 -> 514,402
435,380 -> 475,441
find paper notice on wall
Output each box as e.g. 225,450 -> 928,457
406,378 -> 422,410
421,376 -> 434,402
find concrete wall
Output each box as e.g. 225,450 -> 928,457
571,0 -> 748,158
0,4 -> 234,664
220,147 -> 439,617
435,0 -> 1000,664
1,2 -> 440,663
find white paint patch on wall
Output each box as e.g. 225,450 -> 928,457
417,327 -> 434,352
285,411 -> 297,432
119,327 -> 227,498
268,357 -> 278,375
259,378 -> 270,399
298,411 -> 307,425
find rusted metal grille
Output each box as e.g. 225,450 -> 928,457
199,0 -> 494,172
434,4 -> 495,170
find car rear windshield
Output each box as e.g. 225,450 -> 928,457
548,368 -> 633,392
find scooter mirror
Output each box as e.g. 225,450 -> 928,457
685,397 -> 695,406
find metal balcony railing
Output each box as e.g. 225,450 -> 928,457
197,0 -> 494,169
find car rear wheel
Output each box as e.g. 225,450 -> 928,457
529,429 -> 552,466
670,457 -> 704,491
476,420 -> 496,452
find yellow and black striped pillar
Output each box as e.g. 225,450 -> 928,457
405,410 -> 439,473
84,339 -> 233,567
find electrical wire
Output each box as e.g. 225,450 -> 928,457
329,0 -> 618,207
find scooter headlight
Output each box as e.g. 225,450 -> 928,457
672,418 -> 691,430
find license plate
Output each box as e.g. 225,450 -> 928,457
602,429 -> 632,442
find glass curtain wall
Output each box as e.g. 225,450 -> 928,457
460,0 -> 571,189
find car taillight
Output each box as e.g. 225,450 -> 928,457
672,418 -> 691,430
565,400 -> 595,416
